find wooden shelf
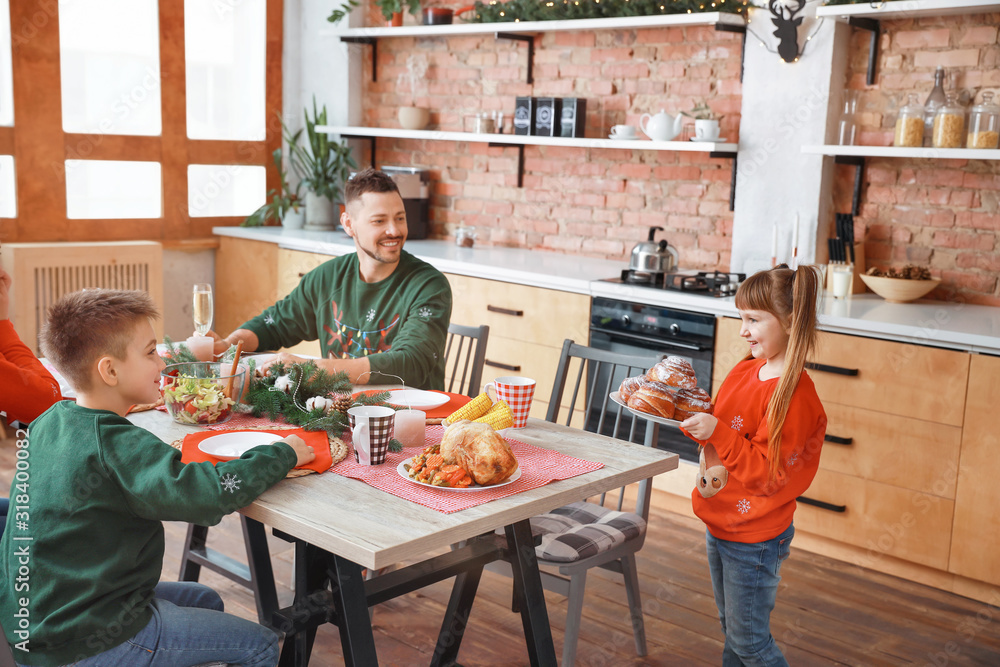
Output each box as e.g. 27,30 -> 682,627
802,145 -> 1000,160
816,0 -> 1000,20
318,125 -> 738,154
321,12 -> 745,39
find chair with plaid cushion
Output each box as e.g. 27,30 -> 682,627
492,339 -> 665,666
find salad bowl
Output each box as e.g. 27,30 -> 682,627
161,362 -> 246,425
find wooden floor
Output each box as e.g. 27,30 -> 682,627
1,423 -> 998,666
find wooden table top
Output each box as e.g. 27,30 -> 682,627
129,410 -> 678,570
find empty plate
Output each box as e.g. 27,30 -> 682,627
198,431 -> 285,461
387,389 -> 451,409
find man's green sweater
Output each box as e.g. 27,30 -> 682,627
0,401 -> 297,666
241,250 -> 452,390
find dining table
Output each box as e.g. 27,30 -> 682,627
128,392 -> 679,667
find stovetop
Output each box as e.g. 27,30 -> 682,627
602,270 -> 746,297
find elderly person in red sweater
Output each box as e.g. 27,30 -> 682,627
0,267 -> 62,534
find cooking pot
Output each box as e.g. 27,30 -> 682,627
422,5 -> 473,24
629,226 -> 679,274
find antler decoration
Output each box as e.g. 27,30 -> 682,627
768,0 -> 808,63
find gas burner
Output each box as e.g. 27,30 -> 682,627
620,269 -> 664,286
664,271 -> 746,297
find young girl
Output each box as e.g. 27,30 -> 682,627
681,264 -> 827,666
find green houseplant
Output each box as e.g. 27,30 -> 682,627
328,0 -> 420,25
682,102 -> 722,142
291,97 -> 356,231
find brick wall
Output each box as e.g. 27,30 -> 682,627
360,14 -> 742,268
836,13 -> 1000,306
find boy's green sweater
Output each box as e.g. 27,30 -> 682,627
241,250 -> 452,390
0,401 -> 297,666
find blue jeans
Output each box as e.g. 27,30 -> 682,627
32,582 -> 280,667
705,523 -> 794,667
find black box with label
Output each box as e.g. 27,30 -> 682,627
513,97 -> 534,135
533,97 -> 559,137
559,98 -> 587,138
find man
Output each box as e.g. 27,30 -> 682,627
209,168 -> 452,390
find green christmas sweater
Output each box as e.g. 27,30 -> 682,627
0,401 -> 297,667
242,250 -> 453,390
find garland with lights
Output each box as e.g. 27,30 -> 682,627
470,0 -> 751,23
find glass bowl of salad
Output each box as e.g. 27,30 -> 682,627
161,362 -> 246,425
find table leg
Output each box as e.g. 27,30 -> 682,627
504,520 -> 557,667
330,554 -> 379,667
429,565 -> 484,667
278,542 -> 326,667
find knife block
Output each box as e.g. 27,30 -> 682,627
825,243 -> 866,294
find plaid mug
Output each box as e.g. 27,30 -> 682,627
483,376 -> 536,429
347,406 -> 395,465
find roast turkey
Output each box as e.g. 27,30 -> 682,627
439,420 -> 519,486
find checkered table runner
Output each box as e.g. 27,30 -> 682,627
331,425 -> 604,514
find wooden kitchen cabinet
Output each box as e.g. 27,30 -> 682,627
273,248 -> 330,357
215,237 -> 279,335
949,353 -> 1000,587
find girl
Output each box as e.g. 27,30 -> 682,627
681,264 -> 827,666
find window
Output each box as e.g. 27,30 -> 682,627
0,0 -> 13,127
185,0 -> 267,141
65,160 -> 162,219
188,164 -> 266,217
0,156 -> 15,217
58,0 -> 162,136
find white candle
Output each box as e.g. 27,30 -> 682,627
186,335 -> 215,362
771,224 -> 778,263
394,409 -> 426,448
792,213 -> 799,252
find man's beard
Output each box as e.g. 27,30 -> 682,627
359,236 -> 404,264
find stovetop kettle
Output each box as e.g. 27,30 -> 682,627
629,226 -> 679,275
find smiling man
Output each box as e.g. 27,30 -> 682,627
210,168 -> 452,389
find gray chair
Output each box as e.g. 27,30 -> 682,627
493,338 -> 665,667
443,323 -> 489,397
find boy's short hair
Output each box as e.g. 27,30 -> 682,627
40,289 -> 160,392
344,168 -> 399,206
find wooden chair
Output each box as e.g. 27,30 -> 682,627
443,323 -> 489,397
492,338 -> 665,667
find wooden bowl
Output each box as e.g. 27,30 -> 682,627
859,274 -> 940,303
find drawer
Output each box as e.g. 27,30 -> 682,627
822,403 -> 961,498
277,249 -> 329,299
810,332 -> 969,426
795,468 -> 954,570
446,274 -> 590,346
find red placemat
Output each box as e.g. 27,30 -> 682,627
352,390 -> 470,419
331,425 -> 604,513
180,429 -> 333,474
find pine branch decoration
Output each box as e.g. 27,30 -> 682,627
161,336 -> 199,365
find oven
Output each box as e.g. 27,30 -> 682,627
587,296 -> 717,463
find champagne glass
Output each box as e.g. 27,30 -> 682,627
192,283 -> 214,336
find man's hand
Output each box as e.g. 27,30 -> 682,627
280,434 -> 316,467
681,413 -> 718,441
203,329 -> 258,356
259,352 -> 307,374
0,269 -> 11,321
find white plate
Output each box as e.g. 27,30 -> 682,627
387,389 -> 451,409
198,431 -> 285,461
610,391 -> 683,428
397,460 -> 521,492
689,137 -> 727,143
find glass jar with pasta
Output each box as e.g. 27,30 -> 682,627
932,95 -> 965,148
967,91 -> 999,149
893,94 -> 924,148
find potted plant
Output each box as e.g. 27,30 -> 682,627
328,0 -> 420,26
398,54 -> 430,130
289,97 -> 356,231
682,102 -> 721,142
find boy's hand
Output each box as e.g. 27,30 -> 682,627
281,434 -> 316,467
681,413 -> 718,441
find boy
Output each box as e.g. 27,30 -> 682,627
0,290 -> 314,666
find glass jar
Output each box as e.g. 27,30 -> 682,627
894,94 -> 925,148
967,91 -> 1000,150
932,94 -> 965,148
837,90 -> 858,146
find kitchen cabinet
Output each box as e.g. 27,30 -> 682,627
215,237 -> 279,336
445,272 -> 590,422
949,353 -> 1000,587
275,249 -> 329,357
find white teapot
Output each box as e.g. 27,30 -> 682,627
640,109 -> 684,141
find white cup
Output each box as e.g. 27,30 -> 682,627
831,266 -> 853,299
694,119 -> 720,141
611,124 -> 636,139
394,409 -> 426,448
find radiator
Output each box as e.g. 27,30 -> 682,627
3,241 -> 164,355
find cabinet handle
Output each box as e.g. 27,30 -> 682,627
798,496 -> 846,513
824,434 -> 853,445
485,360 -> 521,372
805,362 -> 859,377
487,305 -> 524,317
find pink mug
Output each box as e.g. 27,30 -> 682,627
484,376 -> 536,429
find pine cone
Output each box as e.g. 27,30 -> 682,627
330,392 -> 355,414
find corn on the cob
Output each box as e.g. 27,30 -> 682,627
445,392 -> 493,424
473,400 -> 514,430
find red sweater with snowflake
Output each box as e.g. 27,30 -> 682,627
0,319 -> 62,424
690,358 -> 827,543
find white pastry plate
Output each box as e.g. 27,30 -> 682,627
690,137 -> 727,142
397,461 -> 521,491
386,389 -> 451,409
198,431 -> 285,461
608,134 -> 637,141
609,391 -> 684,428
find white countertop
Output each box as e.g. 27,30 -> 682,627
215,227 -> 1000,354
